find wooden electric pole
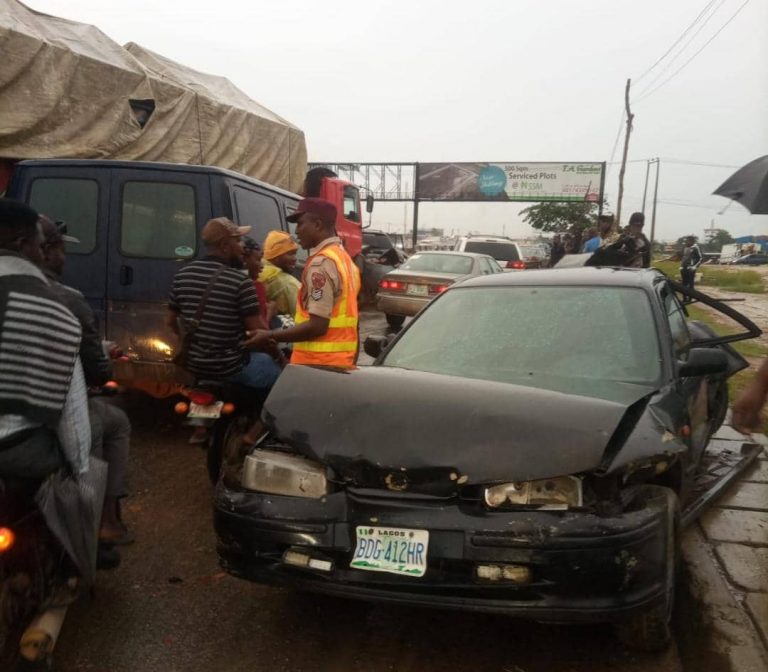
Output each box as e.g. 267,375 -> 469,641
615,79 -> 634,231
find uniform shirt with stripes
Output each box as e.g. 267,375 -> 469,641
168,257 -> 260,378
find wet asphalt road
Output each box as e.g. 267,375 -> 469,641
53,311 -> 682,672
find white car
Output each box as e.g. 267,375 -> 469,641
454,235 -> 540,269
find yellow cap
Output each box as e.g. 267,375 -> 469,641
263,230 -> 299,260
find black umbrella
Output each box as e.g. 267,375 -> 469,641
713,155 -> 768,215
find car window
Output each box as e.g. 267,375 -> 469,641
382,286 -> 661,391
121,182 -> 196,259
233,187 -> 281,245
489,258 -> 504,273
477,257 -> 493,275
664,289 -> 691,354
464,241 -> 519,261
343,185 -> 360,222
400,254 -> 473,274
29,178 -> 98,254
285,205 -> 308,266
363,232 -> 392,249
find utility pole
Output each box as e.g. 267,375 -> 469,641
650,158 -> 660,250
615,79 -> 634,231
641,159 -> 651,214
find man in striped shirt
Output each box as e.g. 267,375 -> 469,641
167,217 -> 280,390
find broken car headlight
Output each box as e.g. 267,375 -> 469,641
484,476 -> 583,510
241,450 -> 328,498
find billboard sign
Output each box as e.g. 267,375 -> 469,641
417,162 -> 603,202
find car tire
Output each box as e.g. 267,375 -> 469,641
385,314 -> 405,329
710,380 -> 729,435
208,414 -> 249,485
614,485 -> 680,652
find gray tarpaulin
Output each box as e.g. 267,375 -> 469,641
0,0 -> 306,192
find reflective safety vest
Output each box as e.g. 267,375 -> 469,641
292,243 -> 361,368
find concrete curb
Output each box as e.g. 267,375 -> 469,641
677,524 -> 768,672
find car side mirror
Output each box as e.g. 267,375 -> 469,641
677,348 -> 729,377
363,335 -> 390,359
365,194 -> 374,213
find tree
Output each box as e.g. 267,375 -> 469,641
519,201 -> 603,235
702,228 -> 734,253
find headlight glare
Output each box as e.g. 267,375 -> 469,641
241,450 -> 328,498
484,476 -> 582,510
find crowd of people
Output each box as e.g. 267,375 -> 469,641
0,193 -> 361,581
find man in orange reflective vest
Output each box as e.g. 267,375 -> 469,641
243,197 -> 360,369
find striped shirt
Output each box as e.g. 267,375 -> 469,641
168,257 -> 260,378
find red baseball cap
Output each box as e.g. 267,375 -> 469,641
286,197 -> 337,225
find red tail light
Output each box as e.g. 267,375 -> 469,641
0,527 -> 15,553
507,260 -> 526,270
430,284 -> 450,294
188,391 -> 216,406
379,279 -> 406,291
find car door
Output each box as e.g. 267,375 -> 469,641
107,169 -> 211,362
25,166 -> 110,334
661,284 -> 710,468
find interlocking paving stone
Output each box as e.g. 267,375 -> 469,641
746,593 -> 768,651
744,460 -> 768,483
715,543 -> 768,592
716,482 -> 768,510
701,508 -> 768,545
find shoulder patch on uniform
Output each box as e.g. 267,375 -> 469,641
311,272 -> 327,289
310,288 -> 323,301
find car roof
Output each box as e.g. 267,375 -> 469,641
458,266 -> 665,289
409,251 -> 492,259
460,235 -> 517,242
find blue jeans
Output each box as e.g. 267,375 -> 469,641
227,353 -> 281,390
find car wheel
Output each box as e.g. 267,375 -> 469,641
614,486 -> 680,652
385,314 -> 405,329
710,380 -> 729,435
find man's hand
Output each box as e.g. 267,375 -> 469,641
732,383 -> 768,435
242,329 -> 274,350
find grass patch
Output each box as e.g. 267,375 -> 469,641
684,304 -> 768,358
652,260 -> 765,293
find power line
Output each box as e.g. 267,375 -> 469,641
634,0 -> 728,97
634,0 -> 720,82
660,158 -> 742,169
635,0 -> 752,103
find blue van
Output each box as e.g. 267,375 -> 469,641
8,159 -> 302,394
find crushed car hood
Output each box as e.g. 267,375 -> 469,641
263,365 -> 657,490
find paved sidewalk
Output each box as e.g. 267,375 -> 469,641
681,426 -> 768,672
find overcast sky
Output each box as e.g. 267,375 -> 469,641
25,0 -> 768,241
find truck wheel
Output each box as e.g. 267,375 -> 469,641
614,486 -> 680,652
385,314 -> 405,329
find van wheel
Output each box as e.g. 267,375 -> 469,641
385,314 -> 405,329
614,486 -> 680,652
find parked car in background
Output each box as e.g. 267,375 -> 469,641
376,251 -> 502,328
453,235 -> 524,269
362,229 -> 407,266
214,267 -> 760,653
519,243 -> 548,268
732,253 -> 768,266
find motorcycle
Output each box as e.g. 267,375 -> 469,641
175,382 -> 268,484
0,472 -> 77,670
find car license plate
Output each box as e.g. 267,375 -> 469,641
406,284 -> 428,296
188,401 -> 224,419
350,526 -> 429,577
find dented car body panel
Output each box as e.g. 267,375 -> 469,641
214,267 -> 760,625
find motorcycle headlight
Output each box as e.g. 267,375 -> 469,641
241,450 -> 328,498
484,476 -> 582,510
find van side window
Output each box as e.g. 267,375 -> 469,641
343,186 -> 360,222
29,178 -> 98,254
285,204 -> 308,265
121,182 -> 196,258
233,187 -> 280,245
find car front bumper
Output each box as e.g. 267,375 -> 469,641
214,485 -> 671,623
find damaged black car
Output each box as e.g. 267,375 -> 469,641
214,267 -> 760,651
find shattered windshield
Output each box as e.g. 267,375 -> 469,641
381,286 -> 662,390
